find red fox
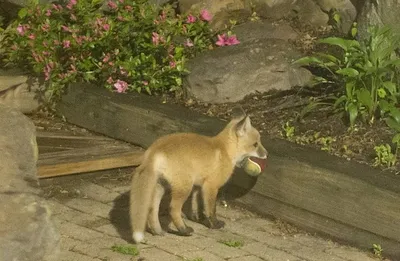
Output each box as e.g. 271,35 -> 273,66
129,108 -> 268,243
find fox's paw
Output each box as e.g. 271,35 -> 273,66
177,225 -> 194,236
203,217 -> 225,229
149,227 -> 165,236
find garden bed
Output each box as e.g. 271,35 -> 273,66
56,83 -> 400,260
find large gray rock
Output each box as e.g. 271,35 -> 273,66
178,0 -> 356,30
0,70 -> 42,114
0,104 -> 60,261
356,0 -> 400,40
184,37 -> 312,103
317,0 -> 357,33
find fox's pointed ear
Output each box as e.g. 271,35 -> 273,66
235,116 -> 252,137
231,106 -> 246,120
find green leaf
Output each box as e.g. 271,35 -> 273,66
336,68 -> 359,77
356,89 -> 372,110
392,133 -> 400,145
390,107 -> 400,123
347,103 -> 359,126
292,56 -> 324,66
385,118 -> 400,132
379,100 -> 391,114
18,8 -> 28,19
382,81 -> 396,95
345,81 -> 355,98
317,53 -> 340,64
334,95 -> 347,109
318,37 -> 360,51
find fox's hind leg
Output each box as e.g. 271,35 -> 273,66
147,183 -> 165,236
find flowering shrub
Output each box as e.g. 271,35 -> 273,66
2,0 -> 239,99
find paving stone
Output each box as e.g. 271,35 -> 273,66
135,247 -> 183,261
325,246 -> 378,261
58,249 -> 104,261
62,197 -> 111,219
180,250 -> 223,261
241,241 -> 305,261
186,235 -> 249,259
77,180 -> 121,203
229,255 -> 267,261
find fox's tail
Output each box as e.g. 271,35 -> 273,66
130,154 -> 159,243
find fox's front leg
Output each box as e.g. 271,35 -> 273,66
201,181 -> 225,229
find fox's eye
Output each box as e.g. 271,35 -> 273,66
253,142 -> 258,148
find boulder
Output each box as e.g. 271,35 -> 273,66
0,104 -> 60,261
317,0 -> 357,33
0,70 -> 42,114
356,0 -> 400,40
184,37 -> 312,104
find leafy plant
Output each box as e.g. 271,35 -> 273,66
1,0 -> 234,100
372,243 -> 383,260
281,121 -> 295,140
218,239 -> 244,248
373,144 -> 397,168
294,24 -> 400,129
111,244 -> 139,256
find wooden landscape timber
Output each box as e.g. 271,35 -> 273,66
56,83 -> 400,259
37,130 -> 143,178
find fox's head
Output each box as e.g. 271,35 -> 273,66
230,107 -> 268,166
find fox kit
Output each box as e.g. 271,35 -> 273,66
130,108 -> 268,243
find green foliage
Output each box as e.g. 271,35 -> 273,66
294,24 -> 400,129
218,239 -> 244,248
280,121 -> 295,140
111,244 -> 139,256
1,0 -> 218,100
373,144 -> 397,168
372,243 -> 383,260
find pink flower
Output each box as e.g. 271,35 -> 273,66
45,9 -> 51,16
61,25 -> 72,32
102,53 -> 110,63
226,35 -> 240,45
52,4 -> 63,11
63,40 -> 71,48
107,1 -> 118,9
186,14 -> 196,23
66,0 -> 77,9
200,9 -> 212,21
114,80 -> 128,93
28,34 -> 35,40
143,81 -> 148,86
107,77 -> 113,84
184,39 -> 194,47
102,24 -> 110,31
152,32 -> 162,45
16,25 -> 26,35
169,60 -> 176,68
41,23 -> 50,32
215,34 -> 240,46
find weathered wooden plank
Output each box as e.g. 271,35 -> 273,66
56,83 -> 400,259
38,150 -> 143,178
